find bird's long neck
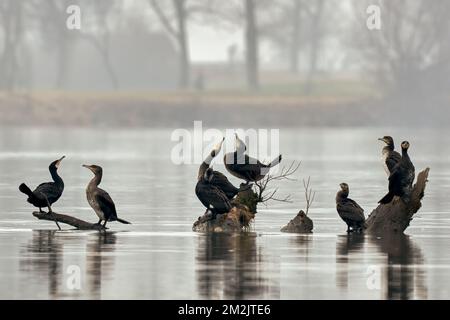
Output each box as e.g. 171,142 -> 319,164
50,168 -> 64,187
402,148 -> 411,162
383,143 -> 394,153
198,150 -> 215,180
336,190 -> 348,201
88,173 -> 102,189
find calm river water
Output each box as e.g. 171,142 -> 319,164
0,126 -> 449,299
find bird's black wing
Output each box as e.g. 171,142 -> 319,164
211,170 -> 239,199
196,183 -> 231,213
208,186 -> 232,213
95,189 -> 118,221
337,199 -> 365,222
34,182 -> 62,203
386,151 -> 401,173
234,155 -> 265,180
346,198 -> 364,213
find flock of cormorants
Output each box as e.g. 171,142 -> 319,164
195,134 -> 416,233
16,133 -> 415,233
196,134 -> 282,217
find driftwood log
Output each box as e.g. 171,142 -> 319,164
32,211 -> 106,231
365,168 -> 430,234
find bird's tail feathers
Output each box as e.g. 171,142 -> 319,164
19,183 -> 33,197
378,192 -> 394,204
116,217 -> 131,224
268,155 -> 282,168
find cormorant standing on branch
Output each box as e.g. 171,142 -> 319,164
224,133 -> 282,183
83,164 -> 131,227
379,141 -> 415,204
378,136 -> 401,176
198,137 -> 249,200
336,183 -> 365,233
19,156 -> 65,213
196,168 -> 232,218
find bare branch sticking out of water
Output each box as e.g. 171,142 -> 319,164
32,211 -> 106,231
254,161 -> 301,204
303,176 -> 316,216
280,176 -> 315,233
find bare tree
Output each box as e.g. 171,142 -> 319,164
32,0 -> 75,89
350,0 -> 450,97
244,0 -> 259,90
254,161 -> 301,204
0,1 -> 25,91
150,0 -> 191,89
304,0 -> 325,94
80,0 -> 120,90
289,0 -> 302,74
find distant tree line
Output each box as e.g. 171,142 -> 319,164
0,0 -> 449,97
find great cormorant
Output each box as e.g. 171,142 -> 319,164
379,141 -> 415,204
378,136 -> 401,176
19,156 -> 65,213
336,183 -> 365,233
198,137 -> 248,200
83,164 -> 131,227
195,168 -> 232,217
223,133 -> 282,183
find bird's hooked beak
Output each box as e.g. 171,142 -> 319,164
82,164 -> 93,172
213,137 -> 225,153
55,156 -> 65,168
378,137 -> 386,143
235,133 -> 246,152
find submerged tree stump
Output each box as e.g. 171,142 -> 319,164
192,188 -> 258,233
32,211 -> 106,231
365,168 -> 430,234
280,210 -> 313,233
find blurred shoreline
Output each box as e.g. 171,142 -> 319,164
0,91 -> 415,128
0,91 -> 447,129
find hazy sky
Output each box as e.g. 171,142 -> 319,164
188,25 -> 242,63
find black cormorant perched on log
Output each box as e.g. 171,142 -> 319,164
224,133 -> 282,183
378,136 -> 401,176
379,141 -> 415,204
19,156 -> 65,213
83,164 -> 131,227
195,168 -> 232,218
336,183 -> 365,233
198,137 -> 248,200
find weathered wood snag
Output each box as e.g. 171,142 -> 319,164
192,186 -> 257,233
32,211 -> 106,231
365,168 -> 430,234
280,210 -> 313,233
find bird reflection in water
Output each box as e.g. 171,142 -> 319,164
336,233 -> 366,289
86,232 -> 117,299
20,230 -> 117,299
336,233 -> 427,299
196,233 -> 279,299
20,230 -> 63,297
370,234 -> 427,300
